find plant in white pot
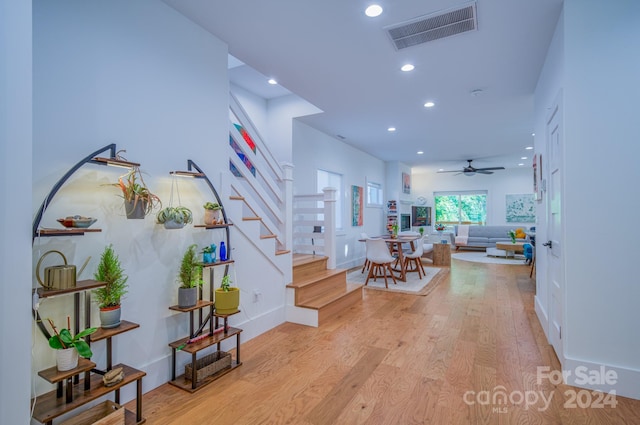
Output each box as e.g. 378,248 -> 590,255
46,318 -> 97,371
156,206 -> 193,229
215,274 -> 239,314
203,202 -> 223,225
93,245 -> 128,329
177,244 -> 203,308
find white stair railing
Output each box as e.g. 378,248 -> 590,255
227,93 -> 289,252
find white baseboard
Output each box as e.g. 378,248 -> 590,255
562,357 -> 640,400
534,295 -> 549,340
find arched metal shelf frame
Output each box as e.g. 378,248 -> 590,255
32,143 -> 138,241
31,143 -> 136,341
172,159 -> 232,339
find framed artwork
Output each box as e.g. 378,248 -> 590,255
402,172 -> 411,194
351,185 -> 363,226
533,153 -> 543,201
506,194 -> 536,223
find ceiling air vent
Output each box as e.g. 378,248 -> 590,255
385,2 -> 477,50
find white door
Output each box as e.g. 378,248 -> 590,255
546,94 -> 564,360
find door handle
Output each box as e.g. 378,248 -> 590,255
543,241 -> 552,248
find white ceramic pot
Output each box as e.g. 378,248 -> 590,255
56,347 -> 79,371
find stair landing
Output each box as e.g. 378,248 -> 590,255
286,254 -> 363,327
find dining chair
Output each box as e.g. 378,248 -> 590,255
360,232 -> 370,274
365,238 -> 398,288
403,236 -> 426,279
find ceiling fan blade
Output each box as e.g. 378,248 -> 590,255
475,166 -> 505,171
436,170 -> 462,173
476,170 -> 493,174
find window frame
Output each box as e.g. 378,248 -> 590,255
433,190 -> 488,226
365,179 -> 383,208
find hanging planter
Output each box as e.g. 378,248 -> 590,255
156,176 -> 192,229
113,166 -> 161,219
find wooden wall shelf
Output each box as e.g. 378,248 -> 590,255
35,228 -> 102,237
36,280 -> 106,299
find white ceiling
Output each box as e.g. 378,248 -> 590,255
163,0 -> 563,173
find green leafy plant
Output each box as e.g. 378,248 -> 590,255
156,206 -> 193,225
203,202 -> 222,211
418,227 -> 425,236
93,245 -> 128,308
178,244 -> 204,289
46,318 -> 97,358
391,223 -> 399,235
220,274 -> 232,292
509,229 -> 516,244
201,246 -> 214,254
115,166 -> 162,215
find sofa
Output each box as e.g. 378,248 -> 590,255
453,225 -> 529,250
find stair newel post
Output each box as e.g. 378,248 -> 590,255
282,163 -> 294,275
323,187 -> 337,269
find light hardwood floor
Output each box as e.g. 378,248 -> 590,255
130,259 -> 640,424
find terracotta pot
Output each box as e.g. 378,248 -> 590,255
204,209 -> 221,225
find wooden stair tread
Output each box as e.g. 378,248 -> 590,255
297,283 -> 363,310
287,269 -> 347,289
228,196 -> 244,200
260,234 -> 277,239
243,216 -> 261,221
292,254 -> 327,267
275,250 -> 291,255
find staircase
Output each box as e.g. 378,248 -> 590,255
286,254 -> 363,327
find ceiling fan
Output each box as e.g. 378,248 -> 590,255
437,159 -> 505,176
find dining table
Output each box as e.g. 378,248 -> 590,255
362,234 -> 420,282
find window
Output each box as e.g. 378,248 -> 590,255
366,180 -> 383,207
317,169 -> 343,229
434,191 -> 487,226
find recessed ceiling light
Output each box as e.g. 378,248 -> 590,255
387,127 -> 396,132
521,156 -> 527,160
438,168 -> 444,172
525,146 -> 533,150
365,4 -> 383,17
401,64 -> 415,72
518,163 -> 525,166
424,101 -> 435,108
417,151 -> 424,155
532,133 -> 535,136
267,79 -> 277,85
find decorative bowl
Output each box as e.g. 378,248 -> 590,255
57,216 -> 97,228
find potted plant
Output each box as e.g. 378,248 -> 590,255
203,202 -> 223,225
156,206 -> 193,229
418,226 -> 425,236
114,166 -> 162,219
214,274 -> 239,314
390,223 -> 399,238
435,223 -> 446,233
93,245 -> 128,329
46,318 -> 97,371
177,244 -> 203,308
508,229 -> 517,244
201,244 -> 216,264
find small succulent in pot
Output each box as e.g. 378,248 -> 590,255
203,202 -> 222,211
203,202 -> 223,225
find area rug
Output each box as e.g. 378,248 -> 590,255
452,250 -> 528,265
346,266 -> 447,296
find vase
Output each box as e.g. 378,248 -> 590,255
124,199 -> 147,219
99,305 -> 122,329
56,347 -> 79,371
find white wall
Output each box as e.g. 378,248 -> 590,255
561,0 -> 639,398
293,121 -> 386,269
411,167 -> 535,228
0,0 -> 32,422
32,0 -> 232,403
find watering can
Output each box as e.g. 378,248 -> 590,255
36,250 -> 76,290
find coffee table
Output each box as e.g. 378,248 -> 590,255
495,242 -> 526,258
